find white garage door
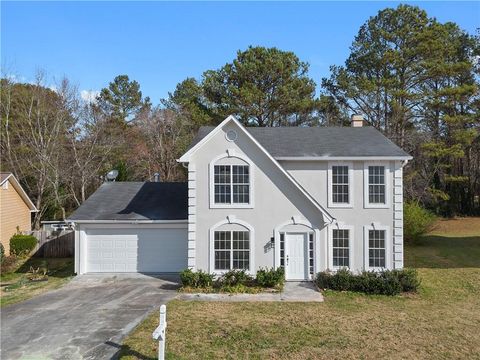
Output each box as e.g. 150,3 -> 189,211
86,227 -> 187,273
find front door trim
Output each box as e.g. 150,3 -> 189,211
273,217 -> 323,279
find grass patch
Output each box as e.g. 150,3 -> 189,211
119,218 -> 480,359
1,257 -> 74,307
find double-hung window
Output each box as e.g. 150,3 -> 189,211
329,163 -> 353,207
214,230 -> 250,271
365,164 -> 388,207
213,164 -> 250,205
332,229 -> 350,268
368,229 -> 386,269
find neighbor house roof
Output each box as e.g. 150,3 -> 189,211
0,172 -> 38,211
189,126 -> 411,159
67,182 -> 188,222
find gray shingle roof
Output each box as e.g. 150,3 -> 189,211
68,182 -> 188,221
190,126 -> 411,158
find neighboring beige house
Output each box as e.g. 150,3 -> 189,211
0,173 -> 38,254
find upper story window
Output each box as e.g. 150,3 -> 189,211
328,162 -> 353,208
332,166 -> 349,203
368,166 -> 385,203
214,165 -> 250,204
364,162 -> 389,208
210,151 -> 254,208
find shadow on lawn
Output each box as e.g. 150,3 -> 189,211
14,257 -> 74,277
405,235 -> 480,269
108,341 -> 156,360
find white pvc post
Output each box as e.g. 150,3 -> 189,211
152,304 -> 167,360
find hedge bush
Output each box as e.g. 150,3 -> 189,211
315,268 -> 420,296
0,243 -> 5,264
179,268 -> 215,288
255,267 -> 285,288
218,269 -> 253,286
9,234 -> 37,256
397,268 -> 421,292
404,201 -> 436,243
179,267 -> 285,290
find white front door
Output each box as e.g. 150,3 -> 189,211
285,233 -> 308,280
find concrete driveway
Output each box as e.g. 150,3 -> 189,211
1,274 -> 179,360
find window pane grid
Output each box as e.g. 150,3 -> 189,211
332,166 -> 349,204
309,233 -> 314,275
368,230 -> 386,268
368,166 -> 386,204
279,233 -> 285,267
333,229 -> 349,268
214,166 -> 231,204
214,165 -> 250,205
214,230 -> 250,270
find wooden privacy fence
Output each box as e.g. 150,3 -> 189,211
27,230 -> 75,258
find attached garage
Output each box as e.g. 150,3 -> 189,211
84,225 -> 187,273
68,182 -> 188,274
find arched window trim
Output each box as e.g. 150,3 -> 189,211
209,149 -> 254,209
209,216 -> 255,274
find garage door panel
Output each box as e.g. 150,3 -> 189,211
85,227 -> 187,273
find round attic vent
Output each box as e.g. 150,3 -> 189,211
226,129 -> 238,142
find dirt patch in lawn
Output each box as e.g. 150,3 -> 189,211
1,257 -> 74,307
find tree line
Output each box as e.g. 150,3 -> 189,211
1,5 -> 479,227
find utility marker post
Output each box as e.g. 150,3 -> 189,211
152,304 -> 167,360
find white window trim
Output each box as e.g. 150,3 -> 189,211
363,161 -> 391,209
328,161 -> 354,208
209,216 -> 255,275
209,150 -> 254,209
328,222 -> 354,271
363,223 -> 391,271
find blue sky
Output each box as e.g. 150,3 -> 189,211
2,1 -> 479,103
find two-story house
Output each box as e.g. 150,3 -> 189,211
69,115 -> 411,279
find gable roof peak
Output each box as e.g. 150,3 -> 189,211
178,115 -> 334,223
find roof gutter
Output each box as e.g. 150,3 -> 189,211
275,156 -> 413,161
66,219 -> 188,224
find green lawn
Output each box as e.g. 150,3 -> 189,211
0,257 -> 74,307
119,218 -> 480,360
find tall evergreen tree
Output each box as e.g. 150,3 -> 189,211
166,46 -> 319,127
97,75 -> 151,124
322,4 -> 479,215
322,5 -> 429,146
418,22 -> 479,214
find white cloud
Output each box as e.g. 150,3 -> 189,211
81,90 -> 100,103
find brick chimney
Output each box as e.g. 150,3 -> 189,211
351,114 -> 364,127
